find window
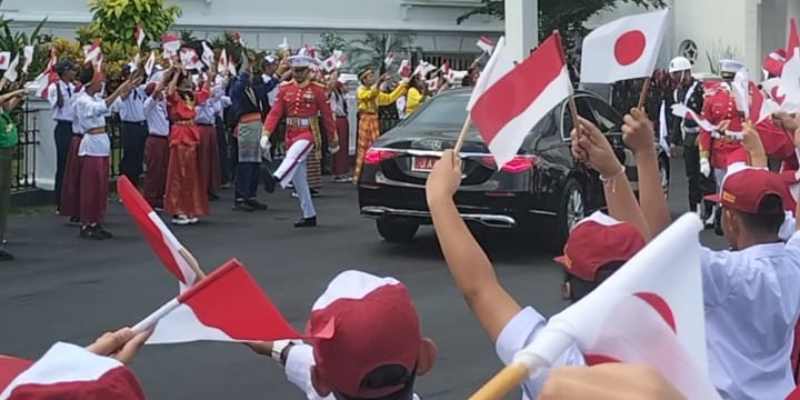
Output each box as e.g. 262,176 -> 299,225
561,97 -> 598,140
586,97 -> 622,133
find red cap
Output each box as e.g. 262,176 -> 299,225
718,164 -> 789,213
307,271 -> 421,398
555,212 -> 645,282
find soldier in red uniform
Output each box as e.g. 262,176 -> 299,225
698,59 -> 746,226
261,55 -> 339,227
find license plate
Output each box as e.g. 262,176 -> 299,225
411,157 -> 437,172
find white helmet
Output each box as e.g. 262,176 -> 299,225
668,57 -> 692,73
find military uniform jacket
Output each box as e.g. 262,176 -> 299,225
263,80 -> 337,149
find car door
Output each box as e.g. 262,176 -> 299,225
583,96 -> 638,194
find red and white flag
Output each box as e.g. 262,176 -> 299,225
180,47 -> 203,71
469,33 -> 572,168
27,50 -> 58,99
134,25 -> 145,48
201,41 -> 215,68
144,51 -> 156,77
580,9 -> 669,83
789,17 -> 799,58
398,59 -> 411,78
117,177 -> 198,290
0,343 -> 144,400
516,214 -> 720,399
20,45 -> 34,75
83,41 -> 103,66
0,52 -> 11,70
161,33 -> 181,58
138,259 -> 302,344
3,55 -> 20,83
477,35 -> 495,54
227,58 -> 237,77
217,49 -> 228,75
322,55 -> 338,72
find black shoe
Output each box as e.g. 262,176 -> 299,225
80,226 -> 105,240
310,188 -> 320,198
263,175 -> 277,194
233,201 -> 255,212
0,249 -> 13,262
95,225 -> 113,240
246,199 -> 268,211
209,192 -> 220,201
294,217 -> 317,228
69,216 -> 80,224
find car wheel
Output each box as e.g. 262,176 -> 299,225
659,155 -> 670,198
554,179 -> 585,250
376,219 -> 419,243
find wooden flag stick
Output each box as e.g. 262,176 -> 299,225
637,77 -> 651,109
568,94 -> 580,132
178,247 -> 207,280
468,363 -> 531,400
452,116 -> 472,156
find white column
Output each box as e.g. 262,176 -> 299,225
505,0 -> 538,62
29,97 -> 56,191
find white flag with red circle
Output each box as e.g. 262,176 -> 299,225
580,9 -> 669,84
0,52 -> 11,70
514,214 -> 720,400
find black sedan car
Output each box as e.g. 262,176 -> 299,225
358,88 -> 669,248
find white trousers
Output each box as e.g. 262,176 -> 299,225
274,140 -> 316,218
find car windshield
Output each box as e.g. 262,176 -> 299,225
402,92 -> 470,128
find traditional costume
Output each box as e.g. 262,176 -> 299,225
353,73 -> 407,180
164,86 -> 209,224
143,89 -> 169,209
262,55 -> 338,227
330,83 -> 351,180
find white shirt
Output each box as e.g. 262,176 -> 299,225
111,86 -> 146,122
71,88 -> 84,135
47,80 -> 76,121
496,307 -> 586,400
701,233 -> 800,400
74,91 -> 111,157
284,344 -> 421,400
143,96 -> 169,137
263,74 -> 279,107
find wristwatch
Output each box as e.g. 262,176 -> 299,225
271,340 -> 297,364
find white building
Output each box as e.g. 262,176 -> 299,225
592,0 -> 800,76
1,0 -> 503,68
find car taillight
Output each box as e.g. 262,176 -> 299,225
364,148 -> 399,165
479,155 -> 536,173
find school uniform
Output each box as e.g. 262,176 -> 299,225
47,80 -> 77,209
142,95 -> 169,209
74,91 -> 112,228
112,87 -> 148,187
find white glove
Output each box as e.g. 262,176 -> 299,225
329,144 -> 340,155
260,135 -> 271,153
700,158 -> 711,178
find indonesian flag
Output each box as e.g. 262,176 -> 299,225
513,214 -> 719,399
783,18 -> 800,112
134,25 -> 145,48
0,52 -> 11,70
27,50 -> 58,99
580,9 -> 669,83
3,55 -> 20,83
477,36 -> 495,54
201,41 -> 214,68
0,343 -> 144,400
117,177 -> 198,290
180,47 -> 203,71
468,32 -> 572,168
789,17 -> 799,58
20,45 -> 34,75
398,59 -> 411,78
217,49 -> 228,75
83,41 -> 102,66
161,33 -> 181,58
144,51 -> 156,77
139,259 -> 302,344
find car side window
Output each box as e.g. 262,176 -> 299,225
561,97 -> 598,140
586,97 -> 623,133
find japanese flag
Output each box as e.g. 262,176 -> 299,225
26,50 -> 58,99
398,59 -> 412,78
580,9 -> 669,83
83,41 -> 103,66
180,48 -> 203,71
3,55 -> 20,83
117,177 -> 198,291
20,45 -> 34,75
0,52 -> 11,70
137,259 -> 303,344
201,41 -> 215,68
511,214 -> 719,399
217,49 -> 228,75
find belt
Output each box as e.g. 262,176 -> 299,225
149,134 -> 168,138
86,127 -> 106,135
122,120 -> 147,126
239,113 -> 261,124
56,119 -> 73,124
174,120 -> 195,126
286,117 -> 311,128
197,123 -> 214,127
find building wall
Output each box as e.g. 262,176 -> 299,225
0,0 -> 503,53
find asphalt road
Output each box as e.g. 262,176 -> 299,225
0,159 -> 726,399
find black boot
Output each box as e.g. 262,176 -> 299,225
80,225 -> 105,240
294,216 -> 317,228
246,198 -> 268,211
0,249 -> 13,261
233,200 -> 255,212
263,173 -> 277,194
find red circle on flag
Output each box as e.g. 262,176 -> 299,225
614,30 -> 647,66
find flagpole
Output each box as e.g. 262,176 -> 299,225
637,77 -> 651,109
468,362 -> 531,400
452,116 -> 472,156
179,247 -> 207,280
132,298 -> 180,333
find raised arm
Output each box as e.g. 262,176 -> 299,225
622,108 -> 672,235
426,150 -> 522,342
377,79 -> 409,106
573,117 -> 651,240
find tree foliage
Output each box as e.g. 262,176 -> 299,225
0,16 -> 51,80
79,0 -> 181,46
318,32 -> 348,59
347,33 -> 414,74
